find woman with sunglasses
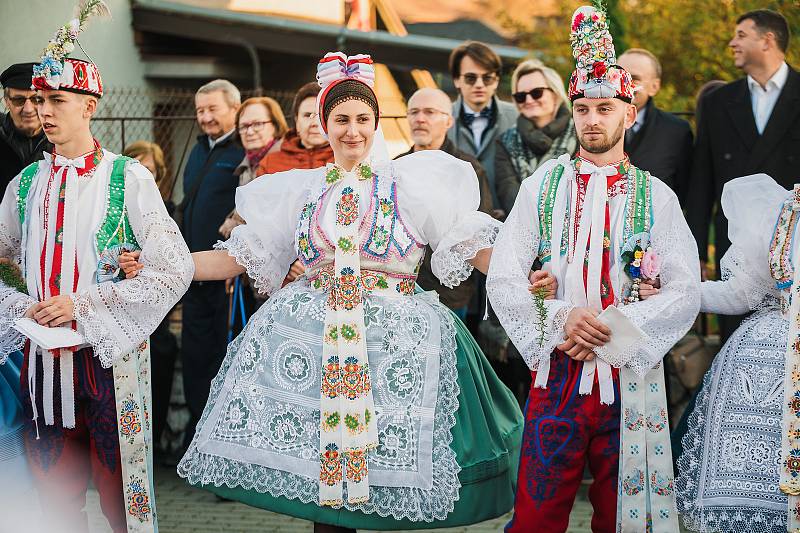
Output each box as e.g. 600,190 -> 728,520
495,60 -> 578,216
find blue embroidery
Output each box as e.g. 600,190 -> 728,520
362,175 -> 417,260
296,201 -> 322,266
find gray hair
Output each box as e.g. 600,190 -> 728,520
196,79 -> 241,107
511,59 -> 570,110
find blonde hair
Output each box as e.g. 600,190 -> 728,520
511,59 -> 570,109
235,97 -> 289,139
123,140 -> 171,201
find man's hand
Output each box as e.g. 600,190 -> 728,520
285,260 -> 305,283
491,208 -> 506,221
557,337 -> 596,361
639,278 -> 661,300
564,307 -> 611,349
119,251 -> 143,279
24,302 -> 39,320
528,270 -> 557,300
33,295 -> 74,327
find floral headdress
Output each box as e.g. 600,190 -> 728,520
315,52 -> 379,135
31,0 -> 110,97
567,1 -> 634,102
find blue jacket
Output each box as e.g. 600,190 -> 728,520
182,133 -> 244,252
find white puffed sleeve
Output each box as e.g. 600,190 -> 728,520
487,160 -> 575,371
70,160 -> 194,367
216,168 -> 319,296
0,174 -> 37,363
700,173 -> 786,314
594,179 -> 701,377
393,150 -> 501,288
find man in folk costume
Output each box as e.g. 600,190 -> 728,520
487,3 -> 700,532
0,2 -> 193,532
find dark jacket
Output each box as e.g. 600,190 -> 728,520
447,95 -> 518,210
624,98 -> 693,205
0,112 -> 51,195
687,65 -> 800,261
182,132 -> 245,252
395,138 -> 493,310
495,105 -> 579,214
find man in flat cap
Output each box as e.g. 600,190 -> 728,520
0,62 -> 52,195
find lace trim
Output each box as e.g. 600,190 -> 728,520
432,224 -> 499,289
722,245 -> 776,311
71,292 -> 118,368
215,233 -> 284,297
0,291 -> 36,364
676,311 -> 787,532
178,295 -> 463,522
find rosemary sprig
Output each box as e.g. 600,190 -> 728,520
534,285 -> 549,347
0,259 -> 27,294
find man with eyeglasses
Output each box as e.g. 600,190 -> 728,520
396,88 -> 493,320
0,63 -> 52,195
447,41 -> 517,221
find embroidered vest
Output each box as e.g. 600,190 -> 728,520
17,156 -> 139,253
535,161 -> 653,299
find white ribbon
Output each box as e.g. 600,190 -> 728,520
564,160 -> 617,405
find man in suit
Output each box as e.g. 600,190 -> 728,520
447,41 -> 517,220
619,49 -> 693,205
687,9 -> 797,337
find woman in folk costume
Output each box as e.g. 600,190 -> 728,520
487,4 -> 700,532
170,52 -> 526,531
0,2 -> 193,532
675,174 -> 800,532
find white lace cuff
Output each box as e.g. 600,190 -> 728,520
214,234 -> 287,297
0,291 -> 36,364
71,292 -> 122,369
431,212 -> 500,289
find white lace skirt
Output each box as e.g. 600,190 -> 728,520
676,308 -> 788,532
177,280 -> 462,522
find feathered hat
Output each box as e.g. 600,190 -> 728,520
567,1 -> 634,102
315,52 -> 379,135
31,0 -> 110,97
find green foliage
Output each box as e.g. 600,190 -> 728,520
500,0 -> 800,115
533,286 -> 549,347
0,260 -> 27,294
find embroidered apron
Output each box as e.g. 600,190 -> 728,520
536,159 -> 678,532
18,157 -> 157,533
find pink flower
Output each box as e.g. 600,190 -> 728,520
640,248 -> 660,280
572,12 -> 585,32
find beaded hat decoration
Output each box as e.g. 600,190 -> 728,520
567,2 -> 634,102
316,52 -> 379,135
31,0 -> 109,97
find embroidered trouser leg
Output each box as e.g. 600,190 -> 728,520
21,348 -> 126,533
506,352 -> 620,533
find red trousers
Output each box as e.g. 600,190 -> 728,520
506,353 -> 620,533
21,348 -> 126,533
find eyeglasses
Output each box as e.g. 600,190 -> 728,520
460,73 -> 498,86
4,95 -> 38,108
406,107 -> 451,119
238,120 -> 272,134
512,87 -> 553,103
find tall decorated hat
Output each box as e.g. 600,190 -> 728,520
31,0 -> 110,97
567,1 -> 634,102
315,52 -> 379,136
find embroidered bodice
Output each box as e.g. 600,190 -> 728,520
296,167 -> 425,297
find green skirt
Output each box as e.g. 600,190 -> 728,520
198,314 -> 523,529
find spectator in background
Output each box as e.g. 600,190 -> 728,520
495,60 -> 578,215
618,48 -> 693,204
256,82 -> 334,175
687,9 -> 798,340
447,41 -> 517,220
396,87 -> 493,319
123,140 -> 179,459
219,96 -> 288,238
180,79 -> 244,452
0,62 -> 52,194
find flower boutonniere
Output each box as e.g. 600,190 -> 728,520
622,244 -> 660,304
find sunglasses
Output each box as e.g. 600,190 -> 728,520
512,87 -> 552,103
5,95 -> 38,108
461,73 -> 498,86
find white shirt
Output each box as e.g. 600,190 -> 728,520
208,128 -> 236,150
463,105 -> 490,148
748,62 -> 789,135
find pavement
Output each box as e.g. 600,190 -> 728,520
85,465 -> 595,532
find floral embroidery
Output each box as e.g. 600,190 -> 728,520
339,323 -> 361,343
268,412 -> 303,445
321,411 -> 341,432
649,471 -> 674,496
320,443 -> 343,486
623,469 -> 645,495
118,395 -> 142,444
785,448 -> 800,478
337,267 -> 361,310
377,424 -> 410,460
341,356 -> 370,401
336,186 -> 359,226
646,408 -> 668,433
324,325 -> 338,345
624,408 -> 644,431
396,279 -> 415,295
223,398 -> 250,431
346,448 -> 369,483
321,356 -> 341,399
126,476 -> 151,522
337,236 -> 356,254
386,358 -> 416,399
